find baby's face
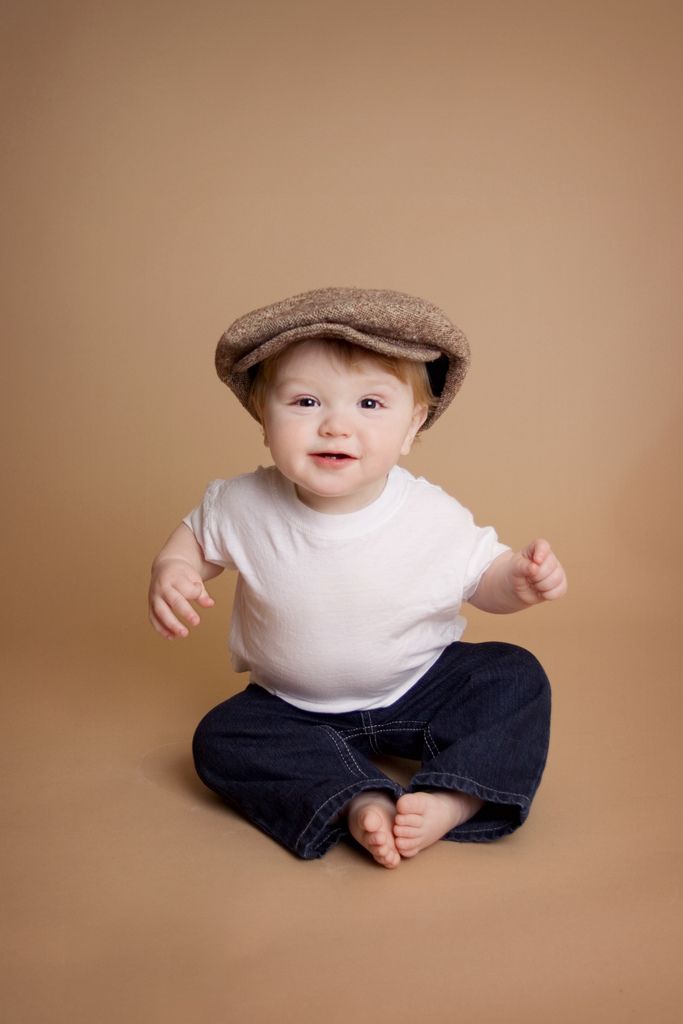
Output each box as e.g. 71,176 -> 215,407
261,340 -> 427,513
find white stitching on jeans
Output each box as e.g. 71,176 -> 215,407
455,822 -> 509,834
424,726 -> 439,759
345,720 -> 430,739
320,725 -> 368,778
360,711 -> 381,754
413,770 -> 529,803
321,726 -> 355,775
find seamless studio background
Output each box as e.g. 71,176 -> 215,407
2,1 -> 681,1022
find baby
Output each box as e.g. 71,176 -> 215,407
148,288 -> 567,868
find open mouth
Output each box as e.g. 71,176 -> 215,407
311,452 -> 356,461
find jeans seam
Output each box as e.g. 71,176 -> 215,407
424,726 -> 439,759
320,725 -> 369,778
361,711 -> 381,754
308,826 -> 346,856
345,720 -> 430,739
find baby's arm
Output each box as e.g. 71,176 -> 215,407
148,523 -> 223,639
469,539 -> 567,614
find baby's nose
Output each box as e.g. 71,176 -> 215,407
319,410 -> 352,436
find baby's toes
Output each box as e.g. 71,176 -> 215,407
381,847 -> 401,869
394,835 -> 420,858
360,808 -> 383,833
394,812 -> 422,829
369,833 -> 400,868
396,792 -> 429,816
393,822 -> 419,838
367,829 -> 388,850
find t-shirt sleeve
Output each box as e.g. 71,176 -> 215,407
461,521 -> 510,602
182,479 -> 237,569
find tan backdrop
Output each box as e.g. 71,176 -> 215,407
3,1 -> 681,1021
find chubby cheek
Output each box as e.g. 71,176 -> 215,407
262,415 -> 305,463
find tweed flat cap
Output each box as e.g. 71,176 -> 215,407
215,287 -> 470,429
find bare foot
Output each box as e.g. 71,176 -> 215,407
347,791 -> 401,869
393,790 -> 484,858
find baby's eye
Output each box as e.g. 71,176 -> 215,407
359,398 -> 383,410
294,397 -> 319,408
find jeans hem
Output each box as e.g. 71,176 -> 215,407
408,769 -> 532,843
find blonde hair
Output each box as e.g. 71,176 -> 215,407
248,338 -> 438,424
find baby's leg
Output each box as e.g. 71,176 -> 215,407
347,791 -> 401,869
193,687 -> 402,860
393,791 -> 484,858
384,641 -> 551,846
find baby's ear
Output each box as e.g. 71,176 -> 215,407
412,403 -> 429,435
401,405 -> 429,455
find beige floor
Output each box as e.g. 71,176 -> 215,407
4,612 -> 681,1023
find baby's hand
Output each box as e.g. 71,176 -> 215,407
510,539 -> 568,605
148,558 -> 215,639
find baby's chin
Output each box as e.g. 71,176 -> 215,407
293,479 -> 386,515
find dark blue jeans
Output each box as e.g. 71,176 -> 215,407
192,641 -> 551,859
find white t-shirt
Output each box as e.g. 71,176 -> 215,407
184,465 -> 508,713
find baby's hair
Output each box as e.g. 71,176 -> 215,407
248,338 -> 439,424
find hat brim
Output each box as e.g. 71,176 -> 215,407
215,287 -> 470,430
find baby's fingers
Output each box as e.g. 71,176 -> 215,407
534,564 -> 568,601
195,585 -> 215,608
524,538 -> 551,566
150,588 -> 199,639
528,550 -> 558,581
149,599 -> 189,639
168,588 -> 204,630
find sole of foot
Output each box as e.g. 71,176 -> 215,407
347,792 -> 401,869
